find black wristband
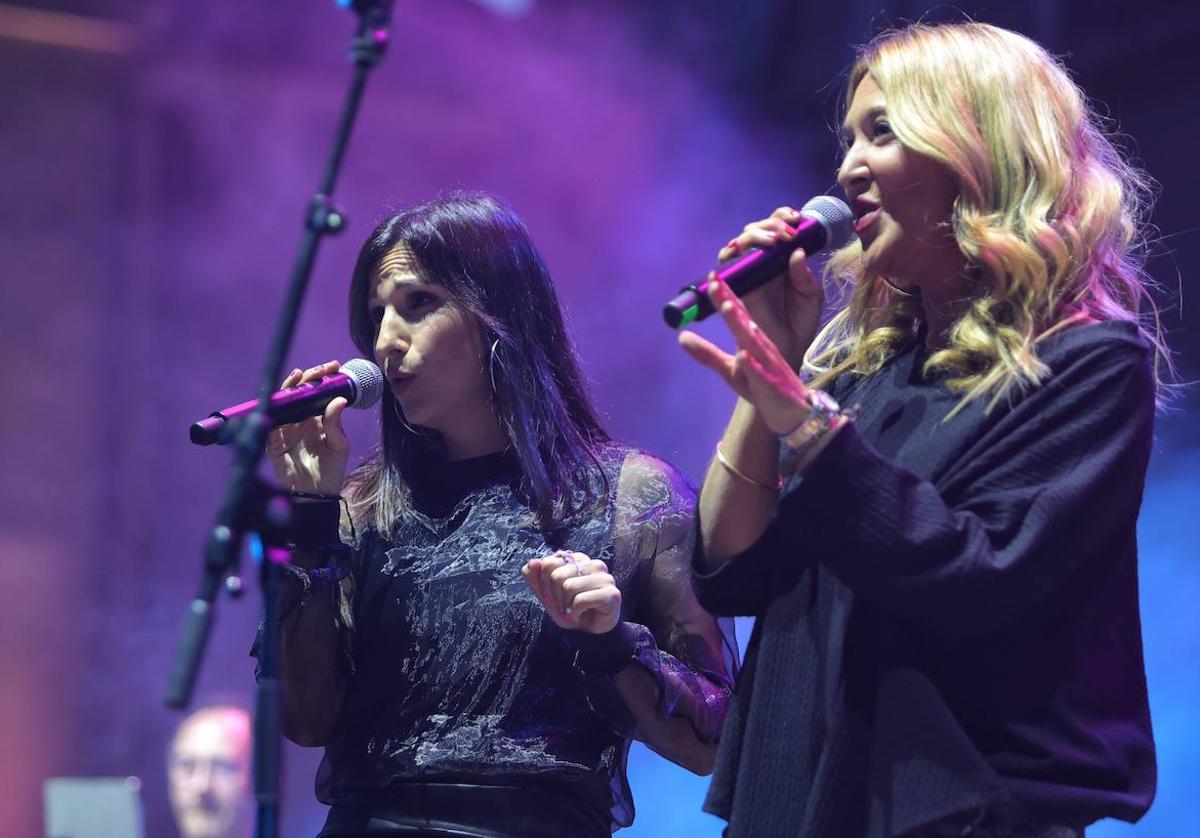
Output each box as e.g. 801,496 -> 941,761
288,497 -> 342,551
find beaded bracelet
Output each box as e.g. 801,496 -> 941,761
278,560 -> 351,608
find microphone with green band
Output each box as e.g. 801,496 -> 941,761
662,196 -> 853,329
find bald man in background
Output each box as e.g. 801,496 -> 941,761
167,705 -> 252,838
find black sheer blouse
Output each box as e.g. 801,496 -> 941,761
270,444 -> 735,830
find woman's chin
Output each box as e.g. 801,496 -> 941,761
396,402 -> 435,432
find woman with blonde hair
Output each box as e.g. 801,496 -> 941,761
682,21 -> 1164,838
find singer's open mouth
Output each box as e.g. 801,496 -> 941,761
850,197 -> 880,235
854,210 -> 880,234
851,196 -> 878,220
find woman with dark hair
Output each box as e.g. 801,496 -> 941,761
262,192 -> 734,837
682,21 -> 1166,838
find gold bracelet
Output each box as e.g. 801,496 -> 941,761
714,443 -> 783,491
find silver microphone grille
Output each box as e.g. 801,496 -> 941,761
340,358 -> 384,409
801,195 -> 854,251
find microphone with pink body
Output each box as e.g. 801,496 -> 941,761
189,358 -> 384,446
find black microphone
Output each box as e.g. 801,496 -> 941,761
663,195 -> 854,329
189,358 -> 384,446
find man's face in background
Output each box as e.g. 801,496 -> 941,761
168,707 -> 251,838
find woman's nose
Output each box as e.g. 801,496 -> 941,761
375,312 -> 410,365
837,148 -> 869,194
376,309 -> 408,346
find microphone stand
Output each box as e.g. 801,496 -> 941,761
164,3 -> 393,837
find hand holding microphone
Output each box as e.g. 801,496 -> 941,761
664,196 -> 852,363
190,358 -> 383,496
266,361 -> 355,497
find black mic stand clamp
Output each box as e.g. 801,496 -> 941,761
344,0 -> 393,67
307,194 -> 347,236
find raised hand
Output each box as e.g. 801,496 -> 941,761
521,552 -> 621,635
679,277 -> 812,435
265,360 -> 351,496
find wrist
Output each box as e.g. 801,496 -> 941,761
778,389 -> 855,477
715,443 -> 782,492
286,495 -> 344,551
561,621 -> 641,676
779,388 -> 836,436
734,398 -> 780,439
775,396 -> 813,437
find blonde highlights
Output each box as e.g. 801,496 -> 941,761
806,22 -> 1169,412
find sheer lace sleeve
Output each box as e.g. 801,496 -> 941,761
563,450 -> 738,774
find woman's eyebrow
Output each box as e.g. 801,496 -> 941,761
841,105 -> 887,137
375,271 -> 436,290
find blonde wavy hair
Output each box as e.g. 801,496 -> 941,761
805,22 -> 1170,413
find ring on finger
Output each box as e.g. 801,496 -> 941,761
552,549 -> 577,568
559,550 -> 588,575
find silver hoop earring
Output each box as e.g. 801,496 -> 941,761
488,338 -> 501,401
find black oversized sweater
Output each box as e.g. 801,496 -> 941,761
693,320 -> 1156,837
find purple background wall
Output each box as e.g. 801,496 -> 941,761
1,1 -> 1196,836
